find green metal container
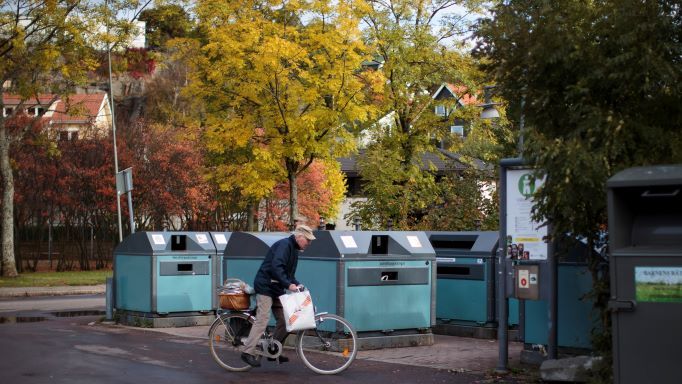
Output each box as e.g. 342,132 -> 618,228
427,231 -> 499,325
221,230 -> 436,333
114,231 -> 219,315
523,263 -> 596,349
300,231 -> 436,333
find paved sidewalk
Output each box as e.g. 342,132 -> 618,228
141,324 -> 526,374
0,284 -> 105,297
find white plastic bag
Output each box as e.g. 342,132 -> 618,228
279,290 -> 316,332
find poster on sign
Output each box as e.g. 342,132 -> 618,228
506,169 -> 548,260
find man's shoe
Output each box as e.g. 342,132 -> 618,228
241,353 -> 261,367
267,355 -> 289,363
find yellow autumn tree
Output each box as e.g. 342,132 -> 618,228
190,0 -> 381,228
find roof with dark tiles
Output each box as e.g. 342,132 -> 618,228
338,148 -> 491,177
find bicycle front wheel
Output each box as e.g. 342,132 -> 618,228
296,313 -> 358,375
208,313 -> 253,372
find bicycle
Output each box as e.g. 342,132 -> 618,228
208,289 -> 358,375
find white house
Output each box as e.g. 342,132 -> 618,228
2,92 -> 112,140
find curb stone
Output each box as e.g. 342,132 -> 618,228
0,285 -> 106,298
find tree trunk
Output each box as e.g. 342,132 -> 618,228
246,200 -> 257,231
0,122 -> 18,277
287,161 -> 299,230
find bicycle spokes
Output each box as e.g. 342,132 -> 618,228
296,314 -> 358,375
209,314 -> 252,372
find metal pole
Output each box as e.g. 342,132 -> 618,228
90,225 -> 94,260
518,299 -> 526,341
48,219 -> 52,269
106,0 -> 123,242
517,96 -> 525,154
127,191 -> 135,233
496,160 -> 510,373
105,276 -> 114,321
496,245 -> 509,373
547,224 -> 558,359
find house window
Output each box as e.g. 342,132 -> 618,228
450,125 -> 464,137
26,107 -> 45,116
434,105 -> 447,117
3,107 -> 13,116
59,131 -> 79,141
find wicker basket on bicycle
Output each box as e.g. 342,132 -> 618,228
219,279 -> 251,310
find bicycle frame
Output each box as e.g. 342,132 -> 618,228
215,308 -> 283,359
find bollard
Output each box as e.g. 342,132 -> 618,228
105,276 -> 114,321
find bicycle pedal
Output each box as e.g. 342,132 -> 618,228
267,355 -> 289,364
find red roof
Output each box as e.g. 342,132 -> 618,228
444,83 -> 477,105
2,94 -> 59,106
50,93 -> 107,124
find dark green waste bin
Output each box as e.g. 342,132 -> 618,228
608,164 -> 682,384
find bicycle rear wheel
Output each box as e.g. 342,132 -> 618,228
208,313 -> 253,372
296,313 -> 358,375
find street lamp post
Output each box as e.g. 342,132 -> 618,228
479,85 -> 510,373
482,85 -> 557,371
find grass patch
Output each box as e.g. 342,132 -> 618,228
0,270 -> 112,288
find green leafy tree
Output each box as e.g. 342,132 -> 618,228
350,0 -> 487,229
415,167 -> 498,231
191,0 -> 379,228
476,1 -> 682,380
139,4 -> 193,50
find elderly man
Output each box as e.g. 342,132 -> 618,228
241,225 -> 316,367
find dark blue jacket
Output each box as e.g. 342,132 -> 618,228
253,235 -> 301,297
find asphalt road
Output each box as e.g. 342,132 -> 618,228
0,295 -> 532,383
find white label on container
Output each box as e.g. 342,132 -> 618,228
214,233 -> 227,244
196,234 -> 208,244
340,236 -> 357,248
406,235 -> 422,248
152,234 -> 165,245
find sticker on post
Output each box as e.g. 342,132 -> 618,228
340,236 -> 357,248
518,269 -> 530,289
196,234 -> 208,244
635,266 -> 682,303
214,233 -> 227,244
406,235 -> 422,248
529,273 -> 538,285
152,234 -> 166,245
